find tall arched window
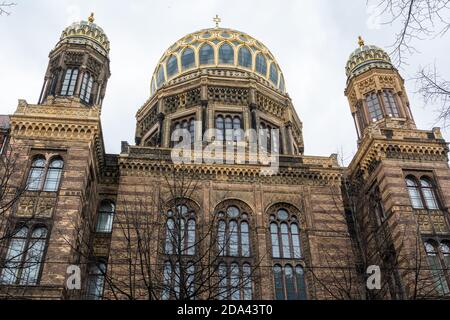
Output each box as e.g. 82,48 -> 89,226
233,116 -> 242,141
382,89 -> 400,117
171,116 -> 196,146
424,240 -> 450,295
43,157 -> 64,192
420,178 -> 439,210
217,205 -> 250,257
60,68 -> 79,96
27,157 -> 46,191
156,65 -> 165,88
405,176 -> 440,210
255,53 -> 267,76
199,44 -> 214,65
80,72 -> 94,103
216,202 -> 253,300
224,116 -> 233,142
164,204 -> 196,256
365,92 -> 383,122
269,205 -> 306,300
96,200 -> 116,233
216,115 -> 224,141
87,260 -> 107,300
166,55 -> 179,78
279,74 -> 285,92
269,63 -> 279,85
270,209 -> 301,259
238,46 -> 252,68
218,43 -> 234,65
0,226 -> 48,285
181,48 -> 195,70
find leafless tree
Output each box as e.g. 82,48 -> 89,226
0,2 -> 15,16
61,159 -> 261,300
369,0 -> 450,125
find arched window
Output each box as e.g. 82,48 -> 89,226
216,115 -> 224,141
216,202 -> 253,300
216,205 -> 251,257
199,44 -> 214,65
181,48 -> 195,71
255,53 -> 267,76
224,116 -> 233,142
382,90 -> 400,117
87,260 -> 107,300
270,209 -> 301,259
171,116 -> 196,146
279,74 -> 285,92
420,178 -> 439,210
156,65 -> 165,88
238,46 -> 252,68
164,204 -> 196,256
405,176 -> 440,210
233,116 -> 242,141
269,63 -> 279,85
273,264 -> 307,300
269,205 -> 306,300
0,226 -> 48,285
43,157 -> 64,192
151,78 -> 156,95
27,157 -> 46,191
406,177 -> 423,209
218,43 -> 234,65
80,72 -> 94,103
96,200 -> 116,233
424,240 -> 450,295
61,68 -> 79,96
365,92 -> 383,122
166,55 -> 179,78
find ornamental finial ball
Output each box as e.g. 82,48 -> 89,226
88,12 -> 95,23
358,35 -> 365,47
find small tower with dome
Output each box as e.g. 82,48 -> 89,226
38,13 -> 111,108
344,36 -> 416,142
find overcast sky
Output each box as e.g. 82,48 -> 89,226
1,0 -> 449,164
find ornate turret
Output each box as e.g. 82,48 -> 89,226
344,37 -> 416,142
38,13 -> 111,108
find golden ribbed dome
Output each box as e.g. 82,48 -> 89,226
57,14 -> 110,56
345,41 -> 393,79
150,27 -> 285,95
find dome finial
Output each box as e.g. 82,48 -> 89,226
358,35 -> 365,47
213,14 -> 221,28
88,12 -> 95,23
